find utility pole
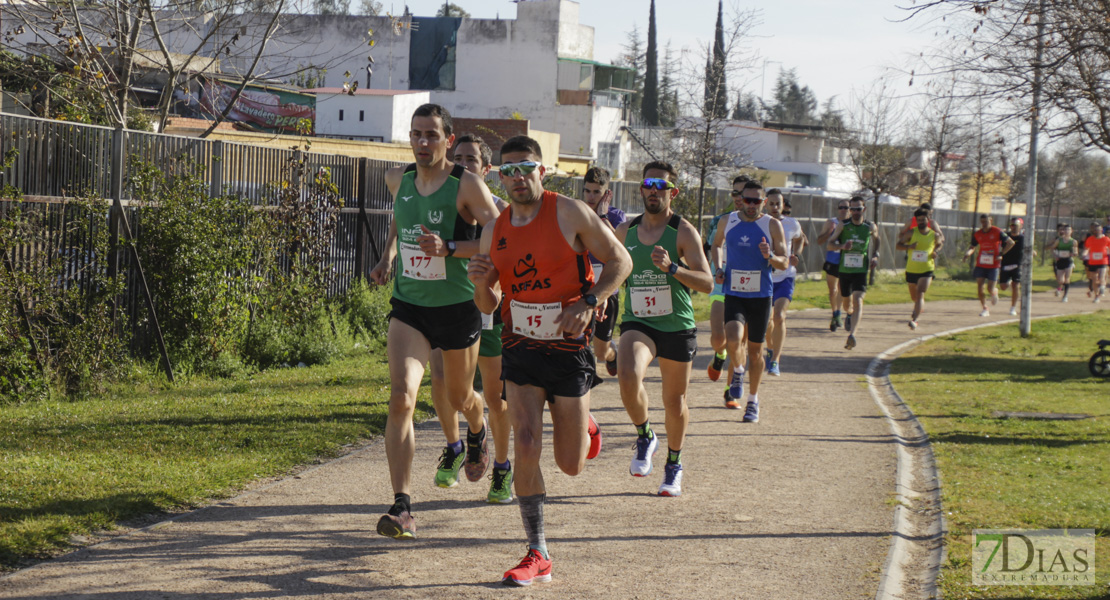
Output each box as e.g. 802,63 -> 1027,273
1020,0 -> 1046,338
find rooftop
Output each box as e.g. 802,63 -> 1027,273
300,88 -> 427,96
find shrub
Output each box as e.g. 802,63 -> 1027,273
342,278 -> 392,346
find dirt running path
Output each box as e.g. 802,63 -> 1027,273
2,292 -> 1103,600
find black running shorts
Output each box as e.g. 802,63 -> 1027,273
619,321 -> 698,363
822,261 -> 840,277
723,295 -> 773,344
389,297 -> 481,351
502,345 -> 596,400
838,272 -> 868,296
906,271 -> 934,284
999,265 -> 1021,285
594,296 -> 620,342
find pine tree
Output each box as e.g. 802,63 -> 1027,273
642,0 -> 660,126
704,0 -> 729,120
659,41 -> 679,127
619,24 -> 645,122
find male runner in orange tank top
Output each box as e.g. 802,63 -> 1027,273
467,136 -> 632,587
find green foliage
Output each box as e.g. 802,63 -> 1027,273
129,159 -> 259,374
243,304 -> 346,369
341,277 -> 392,346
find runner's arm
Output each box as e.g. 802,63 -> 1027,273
816,219 -> 836,246
467,221 -> 501,315
369,167 -> 404,283
553,198 -> 632,337
869,222 -> 881,267
766,219 -> 789,271
669,220 -> 715,294
1001,235 -> 1017,256
441,171 -> 499,259
825,221 -> 846,252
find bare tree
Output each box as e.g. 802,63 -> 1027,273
671,1 -> 760,234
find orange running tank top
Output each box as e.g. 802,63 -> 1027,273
491,190 -> 595,352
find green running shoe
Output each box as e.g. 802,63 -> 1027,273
487,466 -> 514,504
434,445 -> 465,488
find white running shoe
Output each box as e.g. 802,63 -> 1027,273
980,309 -> 990,317
630,434 -> 658,477
1063,296 -> 1069,303
991,292 -> 999,305
1055,288 -> 1060,297
658,463 -> 683,497
908,320 -> 918,330
1009,307 -> 1018,316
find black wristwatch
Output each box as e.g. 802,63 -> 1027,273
668,262 -> 679,276
445,240 -> 457,257
583,293 -> 598,307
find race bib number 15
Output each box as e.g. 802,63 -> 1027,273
510,300 -> 562,340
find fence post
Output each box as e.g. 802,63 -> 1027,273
107,127 -> 124,322
209,140 -> 224,198
354,157 -> 368,281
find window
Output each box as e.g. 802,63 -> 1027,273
359,110 -> 364,122
597,143 -> 619,174
339,109 -> 344,121
991,197 -> 1008,213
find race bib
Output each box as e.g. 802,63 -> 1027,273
481,311 -> 494,331
1094,252 -> 1105,261
630,285 -> 673,318
591,263 -> 604,283
400,242 -> 446,281
844,253 -> 865,269
1056,250 -> 1071,259
911,250 -> 929,263
510,300 -> 562,340
730,269 -> 761,293
977,250 -> 995,267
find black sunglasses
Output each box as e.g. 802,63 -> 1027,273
849,207 -> 864,212
837,205 -> 849,210
742,197 -> 762,205
783,210 -> 792,215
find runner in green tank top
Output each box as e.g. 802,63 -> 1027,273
368,104 -> 500,540
1049,223 -> 1077,302
613,161 -> 714,497
827,196 -> 880,350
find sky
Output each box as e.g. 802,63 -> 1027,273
392,0 -> 940,110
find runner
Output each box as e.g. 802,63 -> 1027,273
1082,221 -> 1109,303
896,206 -> 941,329
705,175 -> 750,385
998,217 -> 1031,316
826,196 -> 880,349
962,214 -> 1014,317
580,166 -> 626,381
1049,223 -> 1077,302
763,190 -> 807,376
614,161 -> 713,496
815,200 -> 852,332
368,104 -> 500,539
467,135 -> 632,586
711,181 -> 789,422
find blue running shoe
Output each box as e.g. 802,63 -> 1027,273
767,360 -> 780,376
658,463 -> 683,497
742,400 -> 760,423
630,434 -> 658,477
728,370 -> 744,401
764,348 -> 773,368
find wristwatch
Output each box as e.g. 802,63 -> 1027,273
668,262 -> 679,276
445,240 -> 457,257
583,293 -> 598,307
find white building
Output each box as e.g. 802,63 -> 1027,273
716,121 -> 859,195
304,88 -> 429,143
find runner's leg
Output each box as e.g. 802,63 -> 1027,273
427,350 -> 460,445
657,357 -> 692,452
848,291 -> 865,337
441,343 -> 485,436
769,297 -> 790,362
385,318 -> 433,496
549,393 -> 591,477
616,330 -> 656,429
478,354 -> 509,464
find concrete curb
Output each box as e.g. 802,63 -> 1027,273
868,311 -> 1100,600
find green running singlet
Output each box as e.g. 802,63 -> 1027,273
392,163 -> 477,307
621,214 -> 695,332
838,220 -> 873,275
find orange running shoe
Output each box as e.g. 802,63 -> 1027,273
586,413 -> 602,459
706,352 -> 726,381
502,548 -> 552,587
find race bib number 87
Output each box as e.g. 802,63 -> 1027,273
730,269 -> 761,293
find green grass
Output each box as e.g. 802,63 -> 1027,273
0,345 -> 431,571
889,312 -> 1110,599
688,262 -> 1064,321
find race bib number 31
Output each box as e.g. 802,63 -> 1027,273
730,269 -> 761,293
510,300 -> 562,340
400,242 -> 446,280
630,285 -> 673,317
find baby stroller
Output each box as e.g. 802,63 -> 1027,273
1091,340 -> 1110,378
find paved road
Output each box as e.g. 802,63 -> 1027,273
1,292 -> 1102,600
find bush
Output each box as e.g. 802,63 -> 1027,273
342,278 -> 392,346
242,304 -> 346,369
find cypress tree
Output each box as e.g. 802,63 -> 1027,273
642,0 -> 660,126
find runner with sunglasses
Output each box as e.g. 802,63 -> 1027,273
614,162 -> 713,496
580,166 -> 626,381
468,135 -> 631,586
711,181 -> 789,423
369,104 -> 501,539
816,201 -> 852,332
705,176 -> 750,390
763,191 -> 807,376
827,196 -> 880,350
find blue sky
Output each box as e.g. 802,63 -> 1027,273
394,0 -> 937,109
